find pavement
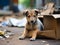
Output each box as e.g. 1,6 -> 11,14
0,26 -> 60,45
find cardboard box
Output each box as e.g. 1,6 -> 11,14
39,14 -> 60,39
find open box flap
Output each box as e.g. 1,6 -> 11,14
52,14 -> 60,18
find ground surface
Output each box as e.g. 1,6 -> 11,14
0,27 -> 60,45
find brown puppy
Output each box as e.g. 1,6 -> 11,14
19,9 -> 43,41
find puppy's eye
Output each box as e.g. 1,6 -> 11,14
34,15 -> 36,17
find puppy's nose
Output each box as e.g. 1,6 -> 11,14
31,21 -> 34,23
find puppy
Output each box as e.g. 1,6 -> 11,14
19,9 -> 44,41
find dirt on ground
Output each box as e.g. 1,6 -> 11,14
0,27 -> 60,45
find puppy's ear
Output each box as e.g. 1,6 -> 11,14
34,9 -> 40,15
23,10 -> 28,16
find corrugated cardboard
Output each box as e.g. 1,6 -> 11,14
38,15 -> 60,39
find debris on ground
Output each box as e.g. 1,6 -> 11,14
0,29 -> 14,39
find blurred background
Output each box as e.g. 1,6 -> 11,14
0,0 -> 60,12
0,0 -> 60,21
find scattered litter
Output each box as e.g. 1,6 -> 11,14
0,30 -> 5,35
0,36 -> 3,39
0,29 -> 14,39
4,34 -> 10,38
0,36 -> 5,40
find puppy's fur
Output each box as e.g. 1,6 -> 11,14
19,9 -> 44,41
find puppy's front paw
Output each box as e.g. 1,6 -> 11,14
30,38 -> 35,41
19,36 -> 25,40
